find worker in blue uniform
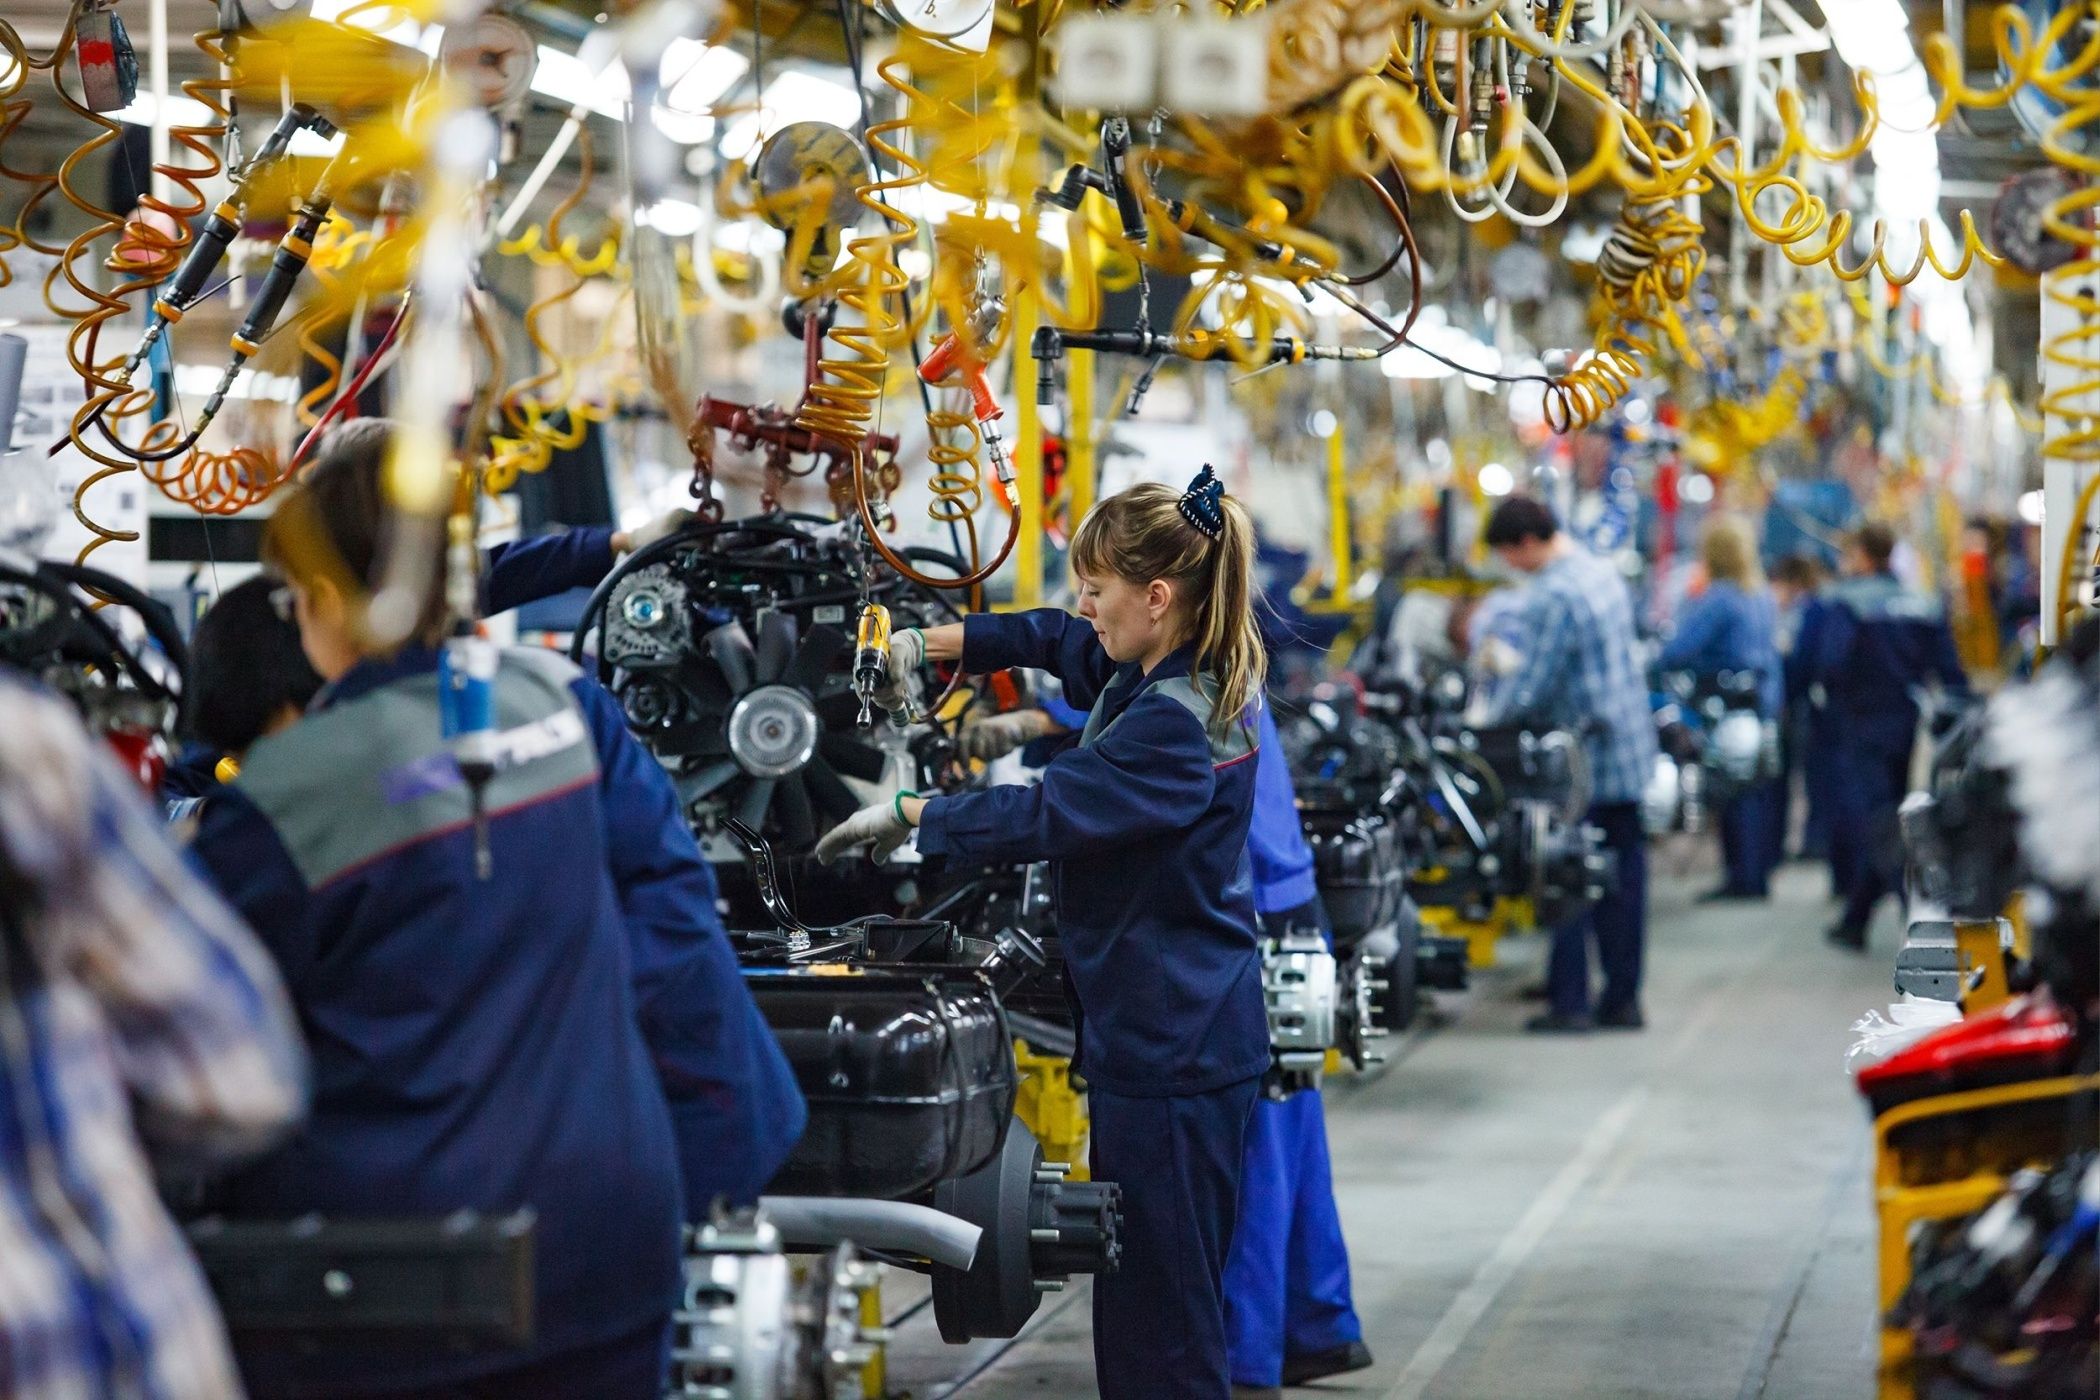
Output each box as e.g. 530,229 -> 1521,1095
957,699 -> 1372,1400
1658,515 -> 1782,900
189,422 -> 801,1399
1225,702 -> 1372,1398
1809,521 -> 1969,950
817,467 -> 1271,1400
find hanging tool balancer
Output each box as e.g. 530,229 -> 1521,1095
1033,118 -> 1376,413
115,104 -> 337,386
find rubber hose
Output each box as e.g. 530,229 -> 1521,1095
757,1196 -> 981,1270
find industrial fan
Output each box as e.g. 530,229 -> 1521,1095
599,570 -> 891,847
573,516 -> 968,857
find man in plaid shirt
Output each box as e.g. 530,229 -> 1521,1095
0,677 -> 306,1399
1479,496 -> 1658,1034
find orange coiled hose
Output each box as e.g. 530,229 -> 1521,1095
0,19 -> 70,277
107,29 -> 234,279
48,32 -> 163,569
139,442 -> 293,515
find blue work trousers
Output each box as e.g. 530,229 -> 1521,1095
1223,1089 -> 1363,1388
1834,741 -> 1913,936
1799,710 -> 1842,880
1546,802 -> 1649,1020
265,1317 -> 670,1400
1719,781 -> 1780,897
1090,1077 -> 1261,1400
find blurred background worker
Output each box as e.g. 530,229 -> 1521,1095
1658,515 -> 1782,901
0,676 -> 305,1400
1225,702 -> 1371,1400
1478,497 -> 1657,1034
1771,553 -> 1834,870
1808,521 -> 1970,951
189,422 -> 801,1399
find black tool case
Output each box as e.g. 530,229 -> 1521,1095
749,968 -> 1018,1199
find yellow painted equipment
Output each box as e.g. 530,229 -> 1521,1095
1012,1039 -> 1089,1181
1419,895 -> 1535,969
1870,1072 -> 2100,1399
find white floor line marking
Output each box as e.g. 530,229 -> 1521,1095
1381,1086 -> 1650,1400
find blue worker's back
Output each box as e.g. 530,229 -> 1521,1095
191,644 -> 763,1394
1247,704 -> 1317,915
1658,581 -> 1783,715
1812,573 -> 1968,750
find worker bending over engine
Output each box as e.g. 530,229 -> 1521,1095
819,466 -> 1270,1400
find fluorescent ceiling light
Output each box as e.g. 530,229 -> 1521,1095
173,362 -> 302,403
639,198 -> 704,237
114,92 -> 214,128
533,43 -> 630,118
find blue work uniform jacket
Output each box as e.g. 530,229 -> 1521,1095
1658,581 -> 1783,716
916,609 -> 1270,1099
191,644 -> 802,1394
1807,573 -> 1969,753
1247,705 -> 1317,917
159,528 -> 621,807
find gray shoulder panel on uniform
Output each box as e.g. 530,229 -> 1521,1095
1150,675 -> 1256,766
237,649 -> 600,889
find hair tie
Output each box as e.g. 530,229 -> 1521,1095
1178,464 -> 1225,541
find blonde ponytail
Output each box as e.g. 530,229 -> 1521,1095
1197,493 -> 1265,734
1069,473 -> 1268,737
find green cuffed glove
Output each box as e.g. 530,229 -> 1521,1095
814,792 -> 918,865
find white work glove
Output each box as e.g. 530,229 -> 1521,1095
875,625 -> 927,716
815,794 -> 917,865
617,508 -> 698,555
958,709 -> 1053,762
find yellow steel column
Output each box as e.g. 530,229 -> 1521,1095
1008,12 -> 1045,610
1064,208 -> 1101,526
1326,419 -> 1351,602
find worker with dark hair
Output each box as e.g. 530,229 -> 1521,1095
163,449 -> 689,802
1808,521 -> 1969,950
188,420 -> 800,1399
1478,496 -> 1656,1033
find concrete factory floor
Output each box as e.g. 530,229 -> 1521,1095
882,851 -> 1898,1399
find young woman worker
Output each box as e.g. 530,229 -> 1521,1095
818,467 -> 1270,1399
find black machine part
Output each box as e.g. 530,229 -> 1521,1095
570,516 -> 969,855
931,1122 -> 1123,1343
1511,801 -> 1615,928
0,559 -> 189,733
748,969 -> 1018,1200
1335,950 -> 1396,1072
186,1211 -> 535,1349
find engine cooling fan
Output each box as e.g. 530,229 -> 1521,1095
602,565 -> 889,848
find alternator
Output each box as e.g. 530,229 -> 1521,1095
1263,928 -> 1339,1077
669,1210 -> 883,1400
606,566 -> 694,670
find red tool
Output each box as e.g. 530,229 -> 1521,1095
918,297 -> 1013,498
